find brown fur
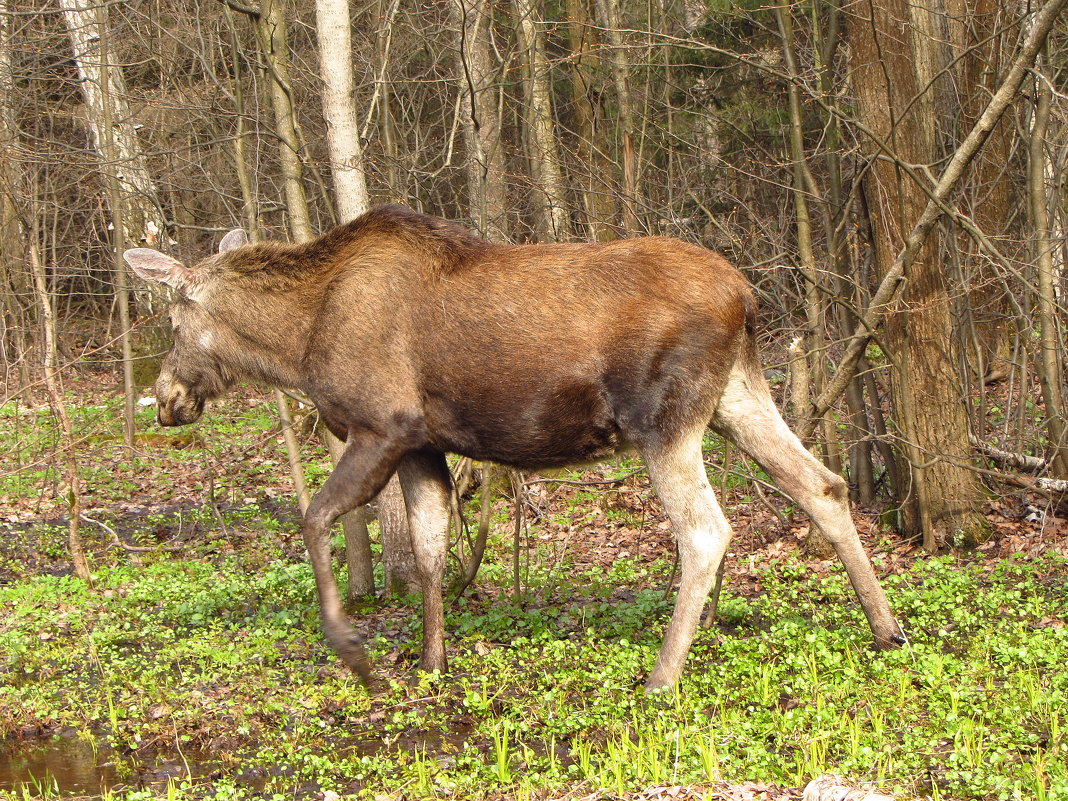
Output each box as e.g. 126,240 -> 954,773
126,205 -> 904,689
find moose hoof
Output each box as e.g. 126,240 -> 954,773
325,624 -> 374,685
643,669 -> 678,694
339,639 -> 374,686
874,626 -> 908,651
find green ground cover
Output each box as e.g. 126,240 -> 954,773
1,389 -> 1067,801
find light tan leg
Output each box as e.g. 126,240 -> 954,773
642,429 -> 734,690
396,449 -> 452,674
712,365 -> 905,648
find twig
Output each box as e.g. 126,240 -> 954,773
523,470 -> 644,488
82,513 -> 183,553
970,435 -> 1051,473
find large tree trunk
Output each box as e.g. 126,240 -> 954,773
845,0 -> 991,548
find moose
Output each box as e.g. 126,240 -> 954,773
125,205 -> 905,690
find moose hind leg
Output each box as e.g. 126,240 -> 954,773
641,430 -> 733,690
712,365 -> 905,649
397,449 -> 453,674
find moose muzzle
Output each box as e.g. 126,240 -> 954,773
156,382 -> 205,427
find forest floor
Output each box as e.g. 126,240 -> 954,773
1,370 -> 1067,801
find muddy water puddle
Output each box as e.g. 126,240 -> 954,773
0,725 -> 478,797
0,731 -> 219,796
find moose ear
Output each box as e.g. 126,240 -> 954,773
218,229 -> 249,253
124,249 -> 195,294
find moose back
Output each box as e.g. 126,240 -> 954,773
125,205 -> 904,689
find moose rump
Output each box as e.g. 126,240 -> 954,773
125,205 -> 904,690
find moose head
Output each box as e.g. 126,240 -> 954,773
124,229 -> 249,427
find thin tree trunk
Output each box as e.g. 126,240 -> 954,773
315,0 -> 369,220
238,0 -> 377,594
255,0 -> 314,242
512,0 -> 571,241
28,216 -> 90,582
57,0 -> 167,249
96,5 -> 135,450
225,6 -> 311,514
593,0 -> 639,233
311,0 -> 378,597
0,1 -> 32,401
452,0 -> 509,240
951,0 -> 1015,382
566,0 -> 616,241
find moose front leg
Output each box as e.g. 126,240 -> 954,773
302,431 -> 405,683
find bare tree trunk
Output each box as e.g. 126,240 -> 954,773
236,0 -> 378,595
28,213 -> 90,582
315,0 -> 369,220
314,0 -> 387,598
380,485 -> 420,595
846,0 -> 990,548
452,0 -> 509,240
310,0 -> 378,597
255,0 -> 314,242
57,0 -> 167,249
593,0 -> 640,233
59,0 -> 170,401
808,0 -> 1066,433
776,2 -> 835,555
96,5 -> 135,450
512,0 -> 571,241
950,0 -> 1015,382
565,0 -> 616,241
0,1 -> 32,400
1029,56 -> 1068,478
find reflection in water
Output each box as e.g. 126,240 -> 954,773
0,734 -> 121,795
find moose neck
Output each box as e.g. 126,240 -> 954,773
205,272 -> 323,392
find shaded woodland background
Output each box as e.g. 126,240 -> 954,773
0,0 -> 1066,559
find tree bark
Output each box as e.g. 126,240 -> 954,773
845,0 -> 990,548
59,0 -> 170,388
1028,56 -> 1068,478
58,0 -> 167,250
451,0 -> 509,240
950,0 -> 1016,382
565,0 -> 616,241
315,0 -> 369,221
808,0 -> 1067,433
512,0 -> 571,241
593,0 -> 640,233
0,0 -> 32,399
